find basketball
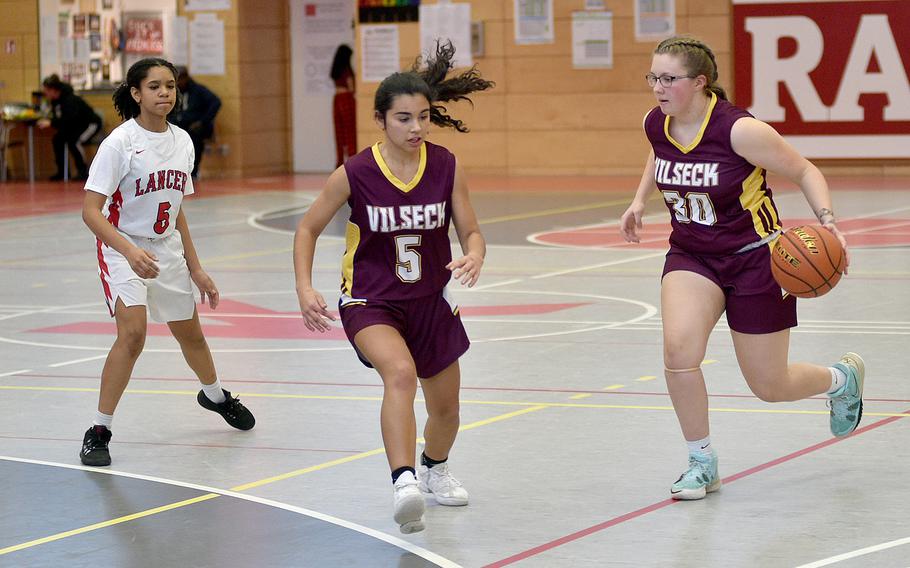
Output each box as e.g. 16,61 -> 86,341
771,225 -> 846,298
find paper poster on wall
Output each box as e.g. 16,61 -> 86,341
40,15 -> 58,67
635,0 -> 675,41
572,11 -> 612,69
419,2 -> 472,68
189,13 -> 225,75
302,0 -> 356,96
361,25 -> 400,82
169,15 -> 189,66
185,0 -> 231,11
514,0 -> 554,45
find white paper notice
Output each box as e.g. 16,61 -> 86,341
420,2 -> 472,69
361,25 -> 400,83
40,15 -> 58,68
302,0 -> 356,96
184,0 -> 231,11
572,11 -> 612,69
189,13 -> 225,75
514,0 -> 554,45
169,15 -> 189,66
635,0 -> 675,41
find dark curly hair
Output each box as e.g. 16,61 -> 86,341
374,41 -> 495,133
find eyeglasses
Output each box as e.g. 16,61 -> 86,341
645,74 -> 696,88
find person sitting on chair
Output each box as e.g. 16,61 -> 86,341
38,75 -> 103,181
169,67 -> 221,178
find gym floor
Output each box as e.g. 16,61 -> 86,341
0,174 -> 908,567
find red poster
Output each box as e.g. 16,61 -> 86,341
124,16 -> 164,54
733,0 -> 910,158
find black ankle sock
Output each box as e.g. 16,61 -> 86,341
391,466 -> 415,484
420,451 -> 447,469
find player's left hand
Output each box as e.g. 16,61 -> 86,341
821,220 -> 850,275
447,253 -> 483,287
191,269 -> 220,308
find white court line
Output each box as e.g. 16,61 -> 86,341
471,279 -> 524,291
793,536 -> 910,568
0,369 -> 31,378
49,355 -> 108,368
0,455 -> 461,567
530,252 -> 667,280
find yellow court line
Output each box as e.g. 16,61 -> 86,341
1,385 -> 907,417
0,405 -> 548,556
233,405 -> 548,491
0,494 -> 219,555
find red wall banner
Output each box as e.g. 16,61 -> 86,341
733,0 -> 910,158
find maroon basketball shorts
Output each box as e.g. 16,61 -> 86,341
339,288 -> 470,378
662,244 -> 797,334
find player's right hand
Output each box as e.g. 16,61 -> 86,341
127,247 -> 159,279
620,202 -> 645,243
297,287 -> 335,332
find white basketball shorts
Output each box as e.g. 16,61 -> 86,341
96,230 -> 196,322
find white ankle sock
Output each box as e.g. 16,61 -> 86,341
93,411 -> 113,428
201,379 -> 226,403
686,436 -> 713,458
827,366 -> 847,395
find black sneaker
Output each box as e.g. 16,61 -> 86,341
197,389 -> 255,430
80,425 -> 112,466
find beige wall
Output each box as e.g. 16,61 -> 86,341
354,0 -> 909,176
175,0 -> 291,178
0,0 -> 40,105
354,0 -> 733,176
3,0 -> 907,178
0,0 -> 291,179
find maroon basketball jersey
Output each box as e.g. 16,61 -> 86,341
341,141 -> 456,300
645,93 -> 782,255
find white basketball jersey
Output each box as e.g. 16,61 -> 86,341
84,119 -> 195,239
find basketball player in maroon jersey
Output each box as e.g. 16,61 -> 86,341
619,37 -> 865,500
294,42 -> 493,533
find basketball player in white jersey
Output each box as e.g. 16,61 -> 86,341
79,58 -> 255,467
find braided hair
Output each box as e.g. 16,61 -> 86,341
374,41 -> 495,133
654,37 -> 728,101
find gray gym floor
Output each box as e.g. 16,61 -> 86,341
0,174 -> 908,567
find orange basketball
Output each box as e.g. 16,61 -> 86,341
771,225 -> 846,298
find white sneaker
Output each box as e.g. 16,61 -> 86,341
393,471 -> 425,534
417,463 -> 469,506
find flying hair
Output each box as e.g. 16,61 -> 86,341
374,41 -> 495,133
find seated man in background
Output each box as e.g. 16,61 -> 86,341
38,75 -> 103,181
170,67 -> 221,178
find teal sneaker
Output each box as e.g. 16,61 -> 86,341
829,352 -> 865,437
670,452 -> 721,500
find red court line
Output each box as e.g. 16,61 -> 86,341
483,411 -> 910,568
11,373 -> 910,404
